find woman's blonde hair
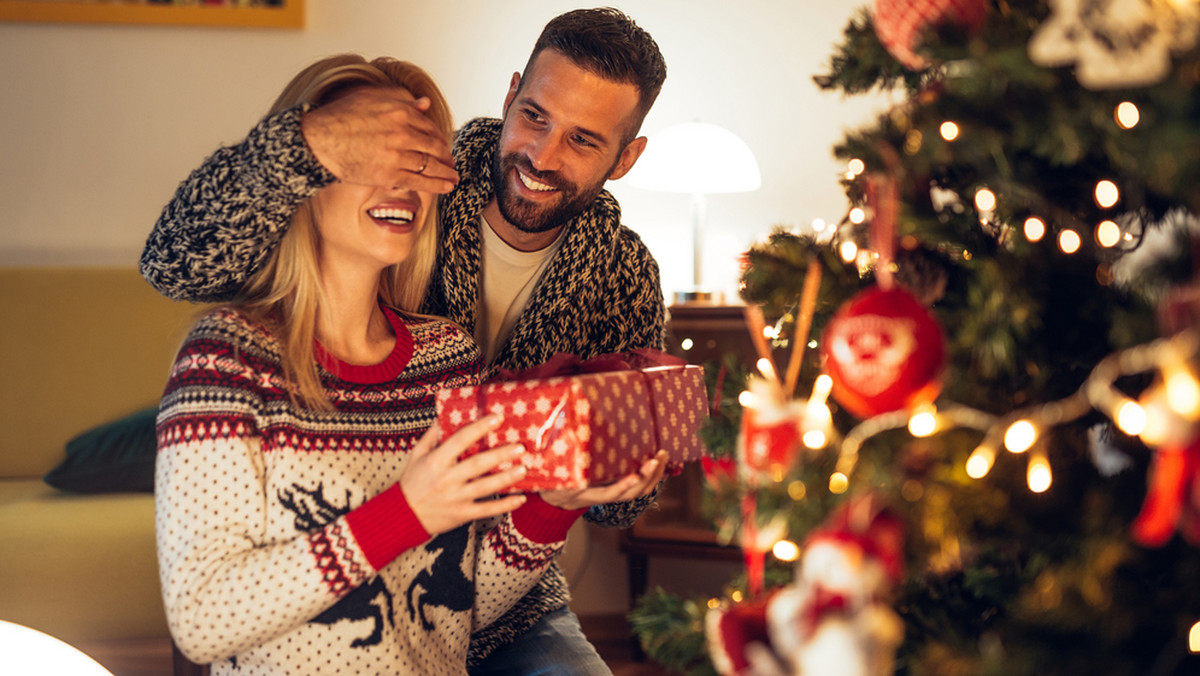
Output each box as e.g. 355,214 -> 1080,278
232,54 -> 453,409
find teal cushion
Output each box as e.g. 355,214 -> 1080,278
43,407 -> 158,493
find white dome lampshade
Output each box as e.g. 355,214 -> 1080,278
0,620 -> 115,675
626,122 -> 762,194
626,122 -> 761,303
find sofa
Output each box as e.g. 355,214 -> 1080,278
0,266 -> 203,647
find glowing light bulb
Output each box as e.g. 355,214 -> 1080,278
1095,180 -> 1120,208
1189,620 -> 1200,652
730,590 -> 744,603
1024,217 -> 1046,242
1027,453 -> 1052,493
829,472 -> 849,494
1115,400 -> 1147,436
1096,220 -> 1121,248
908,406 -> 938,437
849,207 -> 866,224
847,158 -> 865,176
802,429 -> 828,449
1115,101 -> 1140,129
839,240 -> 858,263
940,121 -> 960,141
1058,229 -> 1082,254
1166,367 -> 1200,419
974,188 -> 997,212
772,539 -> 801,562
738,390 -> 756,408
757,358 -> 777,381
1005,420 -> 1038,453
680,338 -> 694,351
966,445 -> 996,479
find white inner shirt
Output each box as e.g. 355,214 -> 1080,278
474,215 -> 565,363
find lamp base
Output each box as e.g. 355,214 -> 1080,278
673,289 -> 725,305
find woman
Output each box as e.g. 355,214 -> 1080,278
155,55 -> 581,675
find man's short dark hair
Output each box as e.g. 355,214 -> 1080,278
523,7 -> 667,142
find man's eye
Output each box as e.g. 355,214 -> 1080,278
522,109 -> 543,123
573,135 -> 596,148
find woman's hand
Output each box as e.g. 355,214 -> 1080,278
401,414 -> 527,536
540,450 -> 668,511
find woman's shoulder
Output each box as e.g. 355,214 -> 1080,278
387,309 -> 482,373
183,307 -> 279,354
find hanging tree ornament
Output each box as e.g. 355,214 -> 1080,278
822,173 -> 947,420
872,0 -> 989,70
1028,0 -> 1200,89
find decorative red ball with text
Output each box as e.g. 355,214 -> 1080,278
820,285 -> 945,419
872,0 -> 989,70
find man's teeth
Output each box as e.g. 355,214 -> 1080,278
369,208 -> 414,224
518,171 -> 555,192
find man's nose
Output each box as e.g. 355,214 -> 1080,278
526,134 -> 563,172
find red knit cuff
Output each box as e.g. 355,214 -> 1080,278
345,483 -> 429,571
511,493 -> 586,544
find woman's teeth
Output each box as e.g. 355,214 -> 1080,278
368,208 -> 415,224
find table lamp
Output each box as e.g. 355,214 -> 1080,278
626,121 -> 761,304
0,620 -> 114,674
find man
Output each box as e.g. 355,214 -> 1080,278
141,8 -> 669,675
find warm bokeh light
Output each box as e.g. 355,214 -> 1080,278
1058,229 -> 1082,254
1095,180 -> 1120,208
787,480 -> 807,501
829,472 -> 849,494
1190,620 -> 1200,652
1096,220 -> 1121,248
802,429 -> 828,449
1024,216 -> 1046,242
839,240 -> 859,263
966,445 -> 996,479
908,407 -> 938,437
974,188 -> 997,211
772,539 -> 801,562
1005,420 -> 1038,453
940,121 -> 960,141
757,358 -> 777,381
738,390 -> 755,408
1115,400 -> 1147,436
1115,101 -> 1140,129
1027,453 -> 1052,493
849,207 -> 866,224
679,338 -> 694,351
847,158 -> 865,176
1166,367 -> 1200,419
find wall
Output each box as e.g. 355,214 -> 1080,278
0,0 -> 893,614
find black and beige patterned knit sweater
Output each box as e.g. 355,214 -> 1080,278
140,108 -> 667,664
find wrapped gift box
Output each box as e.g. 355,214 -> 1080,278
435,364 -> 708,491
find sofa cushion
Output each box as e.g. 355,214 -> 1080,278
0,479 -> 167,642
43,407 -> 159,494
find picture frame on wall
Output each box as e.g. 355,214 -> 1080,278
0,0 -> 303,29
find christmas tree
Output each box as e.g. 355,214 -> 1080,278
630,1 -> 1200,674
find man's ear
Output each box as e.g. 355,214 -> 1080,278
608,136 -> 648,181
501,72 -> 521,116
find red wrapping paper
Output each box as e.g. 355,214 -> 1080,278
435,359 -> 708,491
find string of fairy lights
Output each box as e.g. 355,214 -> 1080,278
720,98 -> 1200,650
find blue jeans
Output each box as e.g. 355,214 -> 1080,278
468,607 -> 613,676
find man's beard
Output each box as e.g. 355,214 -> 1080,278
492,151 -> 607,234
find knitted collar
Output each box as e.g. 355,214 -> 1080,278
435,117 -> 626,339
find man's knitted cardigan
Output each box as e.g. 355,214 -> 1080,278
140,108 -> 668,662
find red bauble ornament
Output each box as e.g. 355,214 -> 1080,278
820,285 -> 945,419
739,403 -> 804,475
872,0 -> 989,70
